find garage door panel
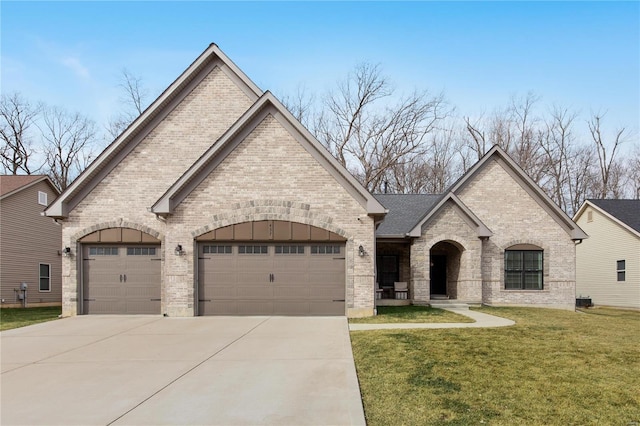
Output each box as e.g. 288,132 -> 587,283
237,301 -> 273,315
273,301 -> 310,315
83,245 -> 161,315
125,300 -> 160,315
237,286 -> 272,299
273,286 -> 310,299
198,242 -> 345,316
309,287 -> 344,299
208,287 -> 238,299
310,301 -> 345,316
87,300 -> 123,314
203,301 -> 237,315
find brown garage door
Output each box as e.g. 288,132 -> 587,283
82,245 -> 161,314
198,243 -> 345,316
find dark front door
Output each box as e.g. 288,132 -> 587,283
430,255 -> 447,295
376,255 -> 399,292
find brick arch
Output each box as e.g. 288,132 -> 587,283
191,199 -> 349,240
425,235 -> 468,252
502,239 -> 547,251
72,220 -> 163,243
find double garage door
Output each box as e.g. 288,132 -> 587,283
82,245 -> 161,314
198,243 -> 345,316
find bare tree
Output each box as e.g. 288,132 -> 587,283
106,69 -> 149,139
388,123 -> 463,193
39,106 -> 97,190
0,92 -> 41,174
538,106 -> 578,212
314,62 -> 449,192
588,112 -> 627,199
280,85 -> 315,128
628,144 -> 640,199
462,93 -> 547,182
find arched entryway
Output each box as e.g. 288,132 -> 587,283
429,241 -> 463,299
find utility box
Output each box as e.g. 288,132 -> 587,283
576,297 -> 592,308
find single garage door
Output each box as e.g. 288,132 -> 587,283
82,245 -> 161,314
198,243 -> 346,316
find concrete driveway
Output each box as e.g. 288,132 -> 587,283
1,316 -> 365,426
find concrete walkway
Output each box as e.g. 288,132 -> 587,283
349,307 -> 515,330
1,316 -> 365,426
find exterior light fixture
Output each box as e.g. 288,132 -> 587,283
175,244 -> 185,256
62,247 -> 72,257
358,245 -> 366,257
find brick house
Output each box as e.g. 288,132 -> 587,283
375,146 -> 587,310
45,44 -> 586,317
1,175 -> 62,307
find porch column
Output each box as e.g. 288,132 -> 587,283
410,239 -> 429,305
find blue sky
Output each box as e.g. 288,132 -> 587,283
2,1 -> 639,140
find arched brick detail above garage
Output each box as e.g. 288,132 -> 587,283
191,199 -> 349,241
77,227 -> 161,244
196,220 -> 347,242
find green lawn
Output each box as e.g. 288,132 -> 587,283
351,307 -> 640,425
350,305 -> 474,324
0,306 -> 62,331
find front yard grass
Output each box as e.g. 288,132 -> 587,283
349,305 -> 474,324
351,307 -> 640,425
0,306 -> 61,331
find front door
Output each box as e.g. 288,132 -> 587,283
430,255 -> 447,296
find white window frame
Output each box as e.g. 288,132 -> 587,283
617,260 -> 626,282
38,191 -> 48,206
39,263 -> 51,292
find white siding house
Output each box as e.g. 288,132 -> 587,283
574,200 -> 640,309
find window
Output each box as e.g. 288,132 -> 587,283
126,247 -> 157,256
311,245 -> 341,255
617,260 -> 626,282
38,191 -> 48,206
505,250 -> 543,290
275,245 -> 305,254
238,245 -> 268,254
89,247 -> 119,256
39,263 -> 51,292
203,245 -> 232,254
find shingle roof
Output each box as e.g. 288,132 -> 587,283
374,194 -> 442,237
588,199 -> 640,233
0,175 -> 46,197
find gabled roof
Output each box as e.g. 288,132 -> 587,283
574,199 -> 640,238
0,175 -> 60,200
151,91 -> 387,217
407,192 -> 493,238
449,145 -> 587,241
45,44 -> 262,219
374,145 -> 587,241
374,194 -> 441,237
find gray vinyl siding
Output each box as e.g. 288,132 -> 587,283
0,181 -> 62,305
576,207 -> 640,309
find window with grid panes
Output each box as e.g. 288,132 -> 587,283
505,250 -> 543,290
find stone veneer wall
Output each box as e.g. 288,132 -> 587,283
458,158 -> 576,310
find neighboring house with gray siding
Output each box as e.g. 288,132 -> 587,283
45,44 -> 586,317
1,175 -> 62,307
574,200 -> 640,309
